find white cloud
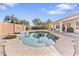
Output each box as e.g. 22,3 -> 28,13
56,4 -> 77,10
0,3 -> 17,10
4,3 -> 17,7
47,3 -> 77,15
47,9 -> 65,14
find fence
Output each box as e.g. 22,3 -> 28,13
0,22 -> 26,36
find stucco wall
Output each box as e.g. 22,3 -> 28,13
63,19 -> 77,32
15,24 -> 26,33
0,22 -> 26,36
52,19 -> 78,33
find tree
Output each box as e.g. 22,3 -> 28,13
21,20 -> 30,26
10,15 -> 18,23
46,19 -> 53,29
32,18 -> 41,26
21,20 -> 30,30
41,22 -> 49,29
46,19 -> 52,24
11,15 -> 16,33
4,15 -> 18,23
4,16 -> 11,22
40,19 -> 53,29
14,19 -> 21,24
4,15 -> 16,33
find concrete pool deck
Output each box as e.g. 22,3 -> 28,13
59,32 -> 79,56
0,31 -> 79,56
5,39 -> 60,56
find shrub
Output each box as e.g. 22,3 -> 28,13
26,26 -> 30,30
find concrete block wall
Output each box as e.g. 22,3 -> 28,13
0,22 -> 26,36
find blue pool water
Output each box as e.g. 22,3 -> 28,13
18,31 -> 59,47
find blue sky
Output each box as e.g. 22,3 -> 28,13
0,3 -> 79,25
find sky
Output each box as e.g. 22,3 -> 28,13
0,3 -> 79,25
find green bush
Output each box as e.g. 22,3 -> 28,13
26,26 -> 30,30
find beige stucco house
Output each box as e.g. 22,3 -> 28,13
51,13 -> 79,33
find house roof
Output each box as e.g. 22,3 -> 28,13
54,13 -> 79,23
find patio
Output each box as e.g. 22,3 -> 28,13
0,32 -> 79,56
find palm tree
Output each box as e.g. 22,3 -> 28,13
5,15 -> 18,33
3,15 -> 30,31
11,15 -> 15,33
10,15 -> 19,33
4,15 -> 17,33
4,16 -> 11,22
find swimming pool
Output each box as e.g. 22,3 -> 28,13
17,31 -> 59,47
